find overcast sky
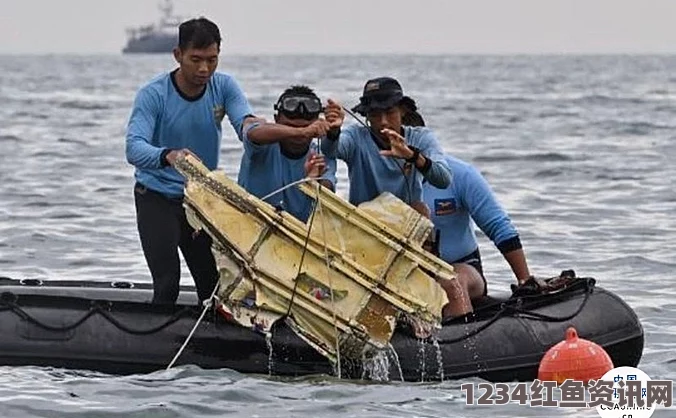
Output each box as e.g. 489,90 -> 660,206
2,0 -> 676,55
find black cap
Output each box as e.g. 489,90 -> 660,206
352,77 -> 407,115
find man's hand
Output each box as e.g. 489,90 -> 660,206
304,151 -> 327,178
301,119 -> 331,139
166,148 -> 199,166
510,276 -> 546,297
410,201 -> 431,219
379,128 -> 415,159
324,99 -> 344,129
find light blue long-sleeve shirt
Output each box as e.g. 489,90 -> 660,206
423,155 -> 519,264
321,124 -> 451,206
125,70 -> 254,198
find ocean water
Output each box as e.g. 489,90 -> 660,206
0,54 -> 674,417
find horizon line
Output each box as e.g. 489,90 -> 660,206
2,51 -> 676,57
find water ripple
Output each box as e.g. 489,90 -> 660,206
0,54 -> 673,417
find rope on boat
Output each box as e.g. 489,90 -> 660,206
435,277 -> 595,344
0,295 -> 195,334
166,280 -> 221,370
0,277 -> 595,371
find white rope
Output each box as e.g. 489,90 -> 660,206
260,176 -> 330,202
260,139 -> 330,203
166,280 -> 220,370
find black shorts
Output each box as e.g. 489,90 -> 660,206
454,248 -> 488,297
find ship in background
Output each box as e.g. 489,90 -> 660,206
122,0 -> 182,54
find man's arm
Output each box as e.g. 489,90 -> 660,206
125,89 -> 166,169
415,130 -> 452,188
319,153 -> 338,192
320,126 -> 357,162
320,131 -> 339,158
218,76 -> 301,154
246,119 -> 331,145
503,249 -> 531,285
220,75 -> 257,142
460,165 -> 531,284
320,99 -> 354,162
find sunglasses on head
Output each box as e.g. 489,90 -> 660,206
274,95 -> 323,120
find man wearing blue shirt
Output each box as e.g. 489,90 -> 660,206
321,77 -> 470,316
238,85 -> 340,222
401,104 -> 533,319
321,77 -> 452,214
424,156 -> 532,302
125,17 -> 260,305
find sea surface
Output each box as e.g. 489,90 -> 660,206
0,54 -> 674,417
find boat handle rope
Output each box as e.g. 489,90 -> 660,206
0,278 -> 594,359
0,294 -> 197,335
435,277 -> 594,344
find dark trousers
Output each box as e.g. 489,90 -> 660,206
134,182 -> 218,305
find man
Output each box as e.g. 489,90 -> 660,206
238,85 -> 339,222
399,98 -> 534,318
125,17 -> 260,305
320,77 -> 452,214
423,155 -> 533,316
320,77 -> 468,316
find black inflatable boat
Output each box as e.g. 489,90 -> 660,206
0,274 -> 643,382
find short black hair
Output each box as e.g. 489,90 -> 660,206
399,96 -> 426,127
178,17 -> 221,50
279,85 -> 318,99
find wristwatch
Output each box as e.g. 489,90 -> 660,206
160,148 -> 172,167
406,146 -> 420,164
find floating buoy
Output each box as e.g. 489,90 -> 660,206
538,326 -> 614,385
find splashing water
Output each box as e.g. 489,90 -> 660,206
461,313 -> 484,373
447,277 -> 484,373
265,332 -> 274,376
361,350 -> 391,382
431,338 -> 445,381
417,339 -> 426,382
386,343 -> 404,382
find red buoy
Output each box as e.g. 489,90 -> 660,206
537,326 -> 614,385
